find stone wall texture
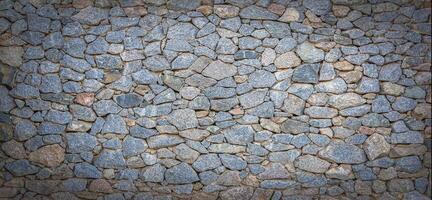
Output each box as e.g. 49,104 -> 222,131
0,0 -> 431,199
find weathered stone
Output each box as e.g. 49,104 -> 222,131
319,143 -> 367,164
363,134 -> 390,160
248,70 -> 276,88
295,155 -> 331,173
0,46 -> 23,67
66,132 -> 97,153
74,163 -> 102,179
328,93 -> 366,109
202,60 -> 237,80
142,164 -> 166,182
101,114 -> 128,134
29,144 -> 65,167
296,42 -> 325,63
167,109 -> 198,131
223,125 -> 254,145
147,135 -> 184,148
94,150 -> 126,169
5,160 -> 39,176
292,64 -> 320,83
239,5 -> 278,20
72,6 -> 108,25
165,163 -> 199,184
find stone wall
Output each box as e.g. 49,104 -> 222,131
0,0 -> 431,199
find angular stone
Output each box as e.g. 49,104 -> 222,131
304,0 -> 331,15
142,164 -> 166,182
101,114 -> 128,134
361,113 -> 390,127
305,106 -> 338,119
66,132 -> 97,153
315,78 -> 347,94
248,70 -> 276,88
192,154 -> 221,172
153,89 -> 176,104
147,135 -> 184,148
219,154 -> 247,170
258,163 -> 289,179
214,5 -> 239,18
93,100 -> 121,116
70,105 -> 96,122
239,89 -> 267,109
281,119 -> 309,134
202,60 -> 237,80
379,63 -> 402,82
72,6 -> 109,25
274,52 -> 301,68
292,64 -> 320,83
0,46 -> 23,67
356,77 -> 380,94
74,163 -> 102,179
279,8 -> 300,22
14,119 -> 37,141
282,94 -> 305,115
319,143 -> 367,164
167,23 -> 198,40
165,163 -> 199,184
94,150 -> 126,169
220,186 -> 254,200
208,143 -> 245,154
363,134 -> 390,160
29,144 -> 65,167
223,125 -> 255,145
392,97 -> 417,113
114,93 -> 142,108
390,131 -> 424,144
328,93 -> 366,109
5,160 -> 39,176
123,136 -> 147,157
240,5 -> 279,20
295,155 -> 331,173
167,109 -> 198,131
296,42 -> 324,63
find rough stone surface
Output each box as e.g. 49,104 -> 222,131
1,1 -> 430,199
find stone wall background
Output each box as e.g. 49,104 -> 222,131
0,0 -> 431,199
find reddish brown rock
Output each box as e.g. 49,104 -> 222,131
124,6 -> 148,17
29,144 -> 65,167
74,93 -> 95,106
89,179 -> 113,193
72,0 -> 93,8
197,5 -> 213,16
268,3 -> 285,15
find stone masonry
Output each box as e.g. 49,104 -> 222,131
0,0 -> 431,199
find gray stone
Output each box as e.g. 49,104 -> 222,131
167,109 -> 198,131
192,154 -> 222,172
315,78 -> 347,94
395,156 -> 422,173
355,77 -> 380,94
295,155 -> 331,173
66,132 -> 97,153
64,38 -> 86,58
74,162 -> 102,179
292,64 -> 320,83
114,93 -> 142,108
144,55 -> 170,71
165,163 -> 199,184
70,105 -> 96,122
86,37 -> 109,55
27,14 -> 50,33
122,136 -> 147,157
93,100 -> 121,116
263,21 -> 292,38
379,63 -> 402,82
132,69 -> 159,84
248,70 -> 276,88
45,110 -> 72,125
94,150 -> 126,169
392,97 -> 417,113
240,5 -> 278,20
72,6 -> 108,25
147,135 -> 184,148
372,95 -> 391,113
172,53 -> 198,69
319,143 -> 367,164
363,134 -> 390,160
167,23 -> 198,40
239,89 -> 267,109
303,0 -> 331,15
101,114 -> 128,134
390,131 -> 424,144
202,60 -> 237,80
361,113 -> 390,127
223,125 -> 255,145
296,42 -> 324,63
95,55 -> 123,69
43,32 -> 64,49
328,93 -> 366,110
219,154 -> 247,170
142,164 -> 166,182
5,160 -> 39,176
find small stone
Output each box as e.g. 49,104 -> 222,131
363,133 -> 390,160
29,144 -> 65,167
261,48 -> 276,66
